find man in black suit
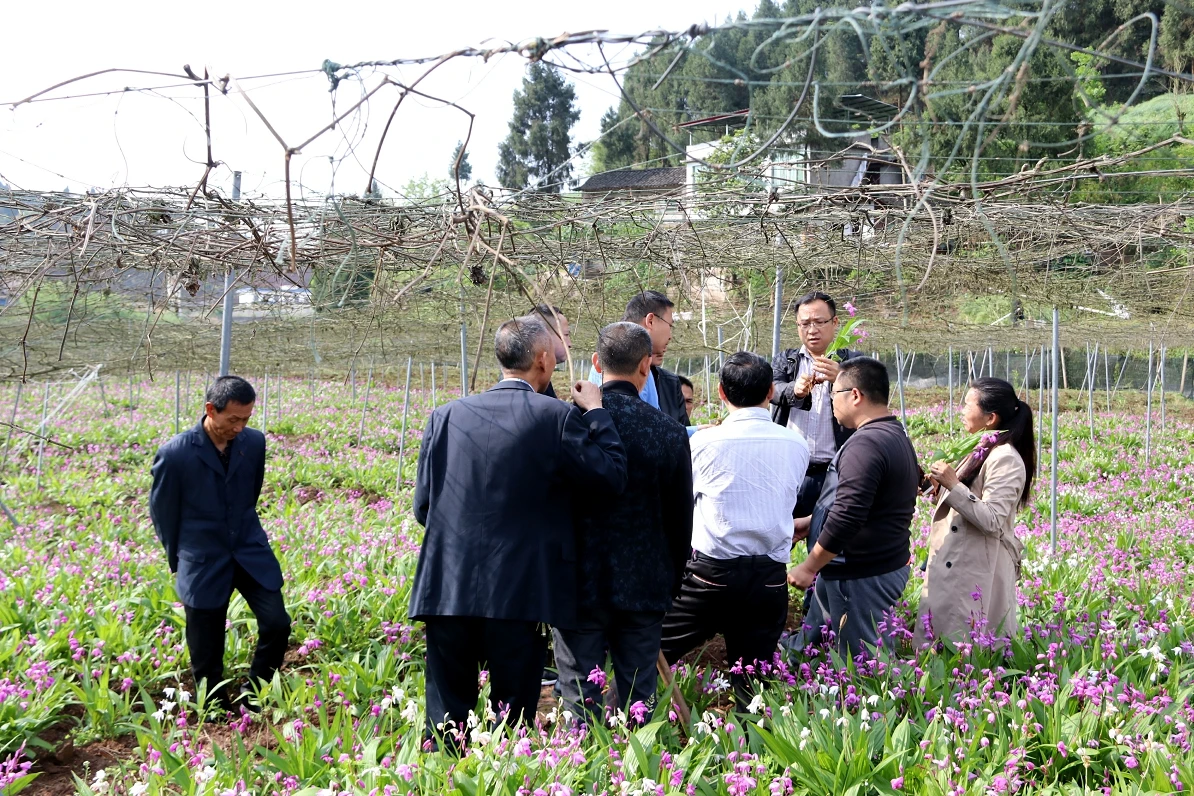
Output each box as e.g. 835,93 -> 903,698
149,376 -> 290,713
555,322 -> 692,726
410,315 -> 627,749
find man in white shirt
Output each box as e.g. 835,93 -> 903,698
660,352 -> 809,704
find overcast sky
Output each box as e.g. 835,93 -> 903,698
1,0 -> 745,201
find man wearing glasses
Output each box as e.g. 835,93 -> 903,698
770,292 -> 861,526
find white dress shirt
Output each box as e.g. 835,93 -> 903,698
786,346 -> 836,464
690,406 -> 811,564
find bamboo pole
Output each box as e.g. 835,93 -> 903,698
395,357 -> 414,491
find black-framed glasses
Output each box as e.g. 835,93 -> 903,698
797,318 -> 835,329
832,387 -> 855,395
651,313 -> 674,328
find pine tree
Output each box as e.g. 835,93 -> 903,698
496,63 -> 580,192
449,141 -> 473,183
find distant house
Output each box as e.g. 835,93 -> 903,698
577,167 -> 687,202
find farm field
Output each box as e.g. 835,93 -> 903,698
1,374 -> 1194,796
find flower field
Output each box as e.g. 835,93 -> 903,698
1,373 -> 1193,795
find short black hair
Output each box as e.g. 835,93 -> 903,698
495,316 -> 550,371
794,291 -> 837,318
720,352 -> 772,407
597,322 -> 652,377
623,290 -> 674,324
677,375 -> 694,391
838,357 -> 889,404
206,376 -> 256,411
531,304 -> 566,332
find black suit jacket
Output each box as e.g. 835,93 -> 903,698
769,347 -> 859,451
409,381 -> 627,628
149,420 -> 283,609
653,366 -> 690,426
575,381 -> 693,614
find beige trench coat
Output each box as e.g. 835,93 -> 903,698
918,444 -> 1026,644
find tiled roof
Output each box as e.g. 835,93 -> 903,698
577,167 -> 686,192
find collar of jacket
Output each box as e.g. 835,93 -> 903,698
601,380 -> 641,399
190,417 -> 244,447
489,379 -> 535,392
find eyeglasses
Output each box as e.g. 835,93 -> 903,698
832,387 -> 855,395
651,313 -> 674,328
797,318 -> 835,330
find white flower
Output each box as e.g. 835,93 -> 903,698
92,770 -> 110,795
160,700 -> 176,714
178,689 -> 191,703
818,708 -> 831,720
867,694 -> 880,706
129,783 -> 148,796
401,700 -> 419,723
780,704 -> 793,717
163,687 -> 176,699
469,728 -> 491,746
197,766 -> 217,784
152,710 -> 166,722
747,694 -> 765,714
800,727 -> 811,739
836,716 -> 849,727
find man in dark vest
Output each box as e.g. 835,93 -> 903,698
149,376 -> 291,714
410,315 -> 627,751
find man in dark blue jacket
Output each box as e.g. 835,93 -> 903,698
554,322 -> 692,726
411,315 -> 627,749
149,376 -> 290,712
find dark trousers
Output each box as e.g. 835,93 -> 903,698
802,566 -> 911,660
184,561 -> 291,699
661,553 -> 788,702
423,616 -> 546,743
794,464 -> 829,527
552,608 -> 664,724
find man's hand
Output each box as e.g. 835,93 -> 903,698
792,515 -> 811,543
572,381 -> 603,411
787,560 -> 816,590
811,356 -> 841,383
793,373 -> 815,399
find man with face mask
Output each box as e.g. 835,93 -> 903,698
150,376 -> 291,714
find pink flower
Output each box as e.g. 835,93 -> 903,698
1057,742 -> 1067,757
629,700 -> 649,724
844,302 -> 857,316
970,587 -> 983,601
1125,755 -> 1139,769
586,667 -> 607,688
891,777 -> 904,790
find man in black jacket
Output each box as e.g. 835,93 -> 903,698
556,322 -> 693,725
149,376 -> 290,713
410,315 -> 627,749
787,358 -> 918,659
771,291 -> 859,522
588,291 -> 690,426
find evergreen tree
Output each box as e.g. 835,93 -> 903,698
449,141 -> 473,183
496,63 -> 581,192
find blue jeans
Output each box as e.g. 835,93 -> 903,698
800,566 -> 910,660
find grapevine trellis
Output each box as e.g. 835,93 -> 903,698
3,1 -> 1194,379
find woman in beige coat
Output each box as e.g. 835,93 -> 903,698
919,377 -> 1034,645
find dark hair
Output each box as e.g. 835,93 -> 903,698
623,290 -> 674,324
677,375 -> 694,391
597,322 -> 652,376
495,316 -> 550,371
206,376 -> 256,411
794,291 -> 837,318
531,304 -> 566,333
720,352 -> 772,407
957,377 -> 1036,508
837,357 -> 889,404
